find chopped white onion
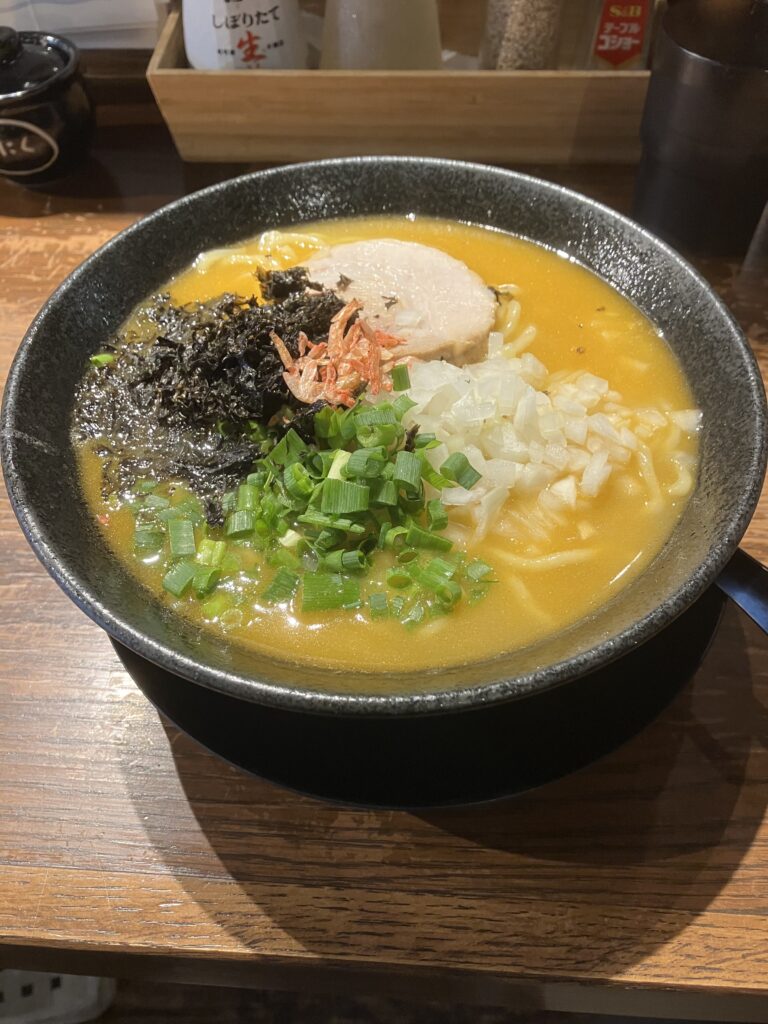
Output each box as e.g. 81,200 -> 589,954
368,334 -> 702,540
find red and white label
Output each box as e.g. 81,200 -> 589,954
593,1 -> 650,66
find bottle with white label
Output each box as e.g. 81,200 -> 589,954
182,0 -> 307,70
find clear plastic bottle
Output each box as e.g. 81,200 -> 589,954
320,0 -> 442,71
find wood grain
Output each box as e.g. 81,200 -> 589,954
1,125 -> 768,1016
148,11 -> 649,165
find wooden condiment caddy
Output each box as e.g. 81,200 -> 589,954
147,6 -> 650,164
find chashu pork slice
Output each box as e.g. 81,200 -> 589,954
305,239 -> 496,365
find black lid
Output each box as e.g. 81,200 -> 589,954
0,27 -> 78,102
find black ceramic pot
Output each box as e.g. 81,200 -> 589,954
0,26 -> 93,185
1,159 -> 766,802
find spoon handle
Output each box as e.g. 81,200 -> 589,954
716,547 -> 768,635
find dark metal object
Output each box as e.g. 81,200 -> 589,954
717,547 -> 768,635
0,26 -> 93,184
633,0 -> 768,256
1,158 -> 766,725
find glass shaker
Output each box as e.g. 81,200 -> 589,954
321,0 -> 442,70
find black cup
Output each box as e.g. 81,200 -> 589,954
633,0 -> 768,256
0,26 -> 94,186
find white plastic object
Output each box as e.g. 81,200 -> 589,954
182,0 -> 307,69
0,972 -> 115,1024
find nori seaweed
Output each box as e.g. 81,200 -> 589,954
72,268 -> 344,520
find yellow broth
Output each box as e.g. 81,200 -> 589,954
77,217 -> 698,675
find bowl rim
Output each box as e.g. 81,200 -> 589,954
2,155 -> 767,717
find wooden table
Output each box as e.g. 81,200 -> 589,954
2,124 -> 768,1021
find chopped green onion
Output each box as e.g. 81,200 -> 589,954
382,525 -> 408,550
369,593 -> 389,619
168,518 -> 196,557
401,601 -> 426,627
393,450 -> 422,492
263,567 -> 300,604
260,493 -> 282,525
354,405 -> 399,427
162,561 -> 196,597
90,353 -> 115,367
136,479 -> 157,493
390,364 -> 411,391
283,462 -> 314,500
247,420 -> 268,442
297,511 -> 365,534
392,394 -> 417,418
144,493 -> 170,510
247,470 -> 267,487
405,524 -> 453,553
347,447 -> 386,479
196,538 -> 227,567
319,549 -> 345,572
308,450 -> 335,478
268,547 -> 301,570
418,454 -> 451,490
387,567 -> 413,589
225,509 -> 256,538
220,551 -> 242,574
202,592 -> 234,619
326,448 -> 352,481
340,549 -> 368,573
441,452 -> 482,490
266,428 -> 308,469
427,556 -> 457,578
171,497 -> 203,525
221,491 -> 237,515
315,406 -> 356,444
356,422 -> 403,449
466,558 -> 495,582
370,479 -> 398,507
237,483 -> 260,511
193,566 -> 221,597
254,518 -> 271,538
396,547 -> 420,564
412,566 -> 463,608
414,433 -> 440,450
157,506 -> 184,522
314,527 -> 345,551
427,499 -> 449,531
302,572 -> 361,612
321,478 -> 370,514
321,549 -> 368,573
133,528 -> 164,552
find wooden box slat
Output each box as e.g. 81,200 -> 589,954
147,10 -> 649,165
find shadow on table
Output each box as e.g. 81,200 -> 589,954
117,600 -> 768,982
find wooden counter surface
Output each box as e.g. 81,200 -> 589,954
2,125 -> 768,1020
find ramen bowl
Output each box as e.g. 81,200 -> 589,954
1,158 -> 765,802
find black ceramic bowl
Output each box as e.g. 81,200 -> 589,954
2,158 -> 766,726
